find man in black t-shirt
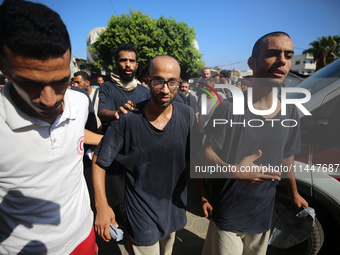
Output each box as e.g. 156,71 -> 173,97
98,43 -> 150,127
97,43 -> 150,213
93,55 -> 196,255
200,32 -> 309,255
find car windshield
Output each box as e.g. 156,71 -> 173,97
295,58 -> 340,95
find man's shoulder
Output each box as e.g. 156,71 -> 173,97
90,87 -> 99,96
188,93 -> 196,100
174,100 -> 190,109
134,84 -> 150,93
100,80 -> 116,89
67,88 -> 89,101
173,100 -> 194,119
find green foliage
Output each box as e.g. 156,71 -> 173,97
303,35 -> 340,71
89,9 -> 204,80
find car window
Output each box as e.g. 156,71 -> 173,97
296,59 -> 340,95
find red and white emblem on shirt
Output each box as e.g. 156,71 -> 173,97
77,136 -> 84,155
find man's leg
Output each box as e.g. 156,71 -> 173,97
128,232 -> 176,255
159,232 -> 176,255
128,237 -> 160,255
202,220 -> 243,255
242,230 -> 270,255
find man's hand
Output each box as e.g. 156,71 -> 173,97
233,150 -> 281,183
99,101 -> 136,123
114,100 -> 136,119
202,197 -> 213,218
94,204 -> 118,242
282,156 -> 309,211
291,193 -> 309,210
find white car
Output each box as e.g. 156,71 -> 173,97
268,58 -> 340,255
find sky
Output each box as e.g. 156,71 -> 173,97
15,0 -> 340,71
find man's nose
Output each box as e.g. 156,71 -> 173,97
160,83 -> 171,93
277,52 -> 287,65
125,60 -> 131,67
40,86 -> 57,107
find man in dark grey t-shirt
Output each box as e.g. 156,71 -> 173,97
93,55 -> 196,255
200,32 -> 309,255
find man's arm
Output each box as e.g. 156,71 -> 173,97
201,138 -> 281,183
282,156 -> 309,209
197,179 -> 213,218
198,138 -> 281,217
84,129 -> 103,145
92,154 -> 118,242
98,101 -> 135,122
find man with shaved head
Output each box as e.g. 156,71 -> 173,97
200,32 -> 308,255
93,55 -> 196,254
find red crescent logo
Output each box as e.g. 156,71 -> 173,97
77,136 -> 85,155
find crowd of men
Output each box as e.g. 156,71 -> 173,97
0,0 -> 308,255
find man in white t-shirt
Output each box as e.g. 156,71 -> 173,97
73,71 -> 101,131
0,0 -> 100,254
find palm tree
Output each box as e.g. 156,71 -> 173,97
303,35 -> 340,71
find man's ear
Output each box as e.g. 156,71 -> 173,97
247,57 -> 256,70
145,76 -> 152,89
145,76 -> 150,85
86,80 -> 90,87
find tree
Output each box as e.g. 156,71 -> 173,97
303,35 -> 340,71
89,9 -> 204,80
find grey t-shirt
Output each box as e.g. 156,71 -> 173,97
204,96 -> 300,234
95,101 -> 195,245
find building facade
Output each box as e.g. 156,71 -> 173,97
291,53 -> 316,75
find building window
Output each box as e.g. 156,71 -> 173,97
295,60 -> 301,65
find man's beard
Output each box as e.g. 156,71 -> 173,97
151,90 -> 176,108
118,67 -> 137,82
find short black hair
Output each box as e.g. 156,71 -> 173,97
219,69 -> 229,78
114,43 -> 138,63
251,31 -> 291,59
74,71 -> 90,82
0,0 -> 71,61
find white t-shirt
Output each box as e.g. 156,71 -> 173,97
89,87 -> 101,129
0,84 -> 93,254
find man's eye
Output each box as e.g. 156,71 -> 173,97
155,80 -> 163,85
266,52 -> 276,57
